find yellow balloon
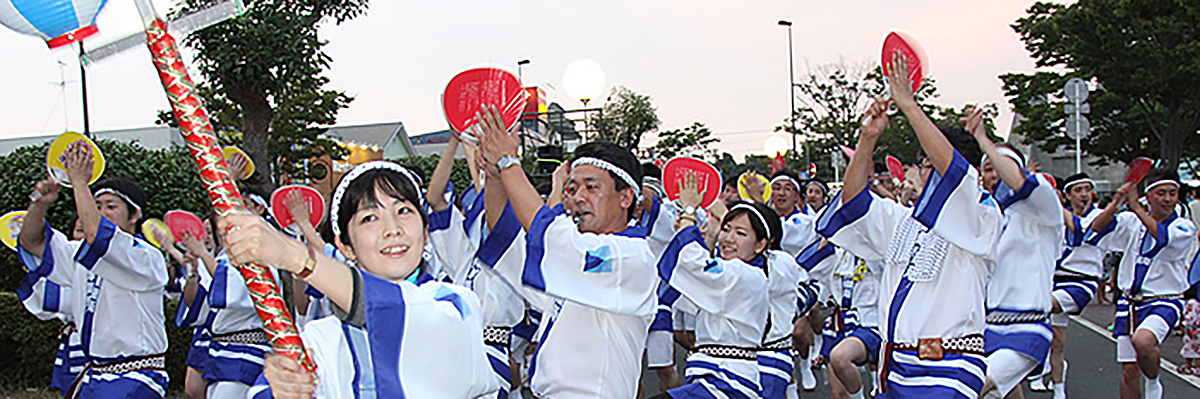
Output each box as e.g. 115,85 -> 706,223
47,132 -> 105,187
0,211 -> 27,252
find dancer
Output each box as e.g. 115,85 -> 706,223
1088,167 -> 1195,399
16,217 -> 86,396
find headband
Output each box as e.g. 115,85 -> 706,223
246,193 -> 268,208
981,147 -> 1025,170
94,188 -> 142,215
730,203 -> 771,242
807,180 -> 829,194
330,161 -> 423,237
572,157 -> 640,194
769,175 -> 801,192
1144,179 -> 1180,194
1063,178 -> 1095,191
642,176 -> 666,199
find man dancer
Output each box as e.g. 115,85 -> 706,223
1089,168 -> 1195,399
816,58 -> 1002,398
478,106 -> 656,398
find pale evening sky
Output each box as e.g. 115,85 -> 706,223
0,0 -> 1052,160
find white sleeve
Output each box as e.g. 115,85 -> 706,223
815,189 -> 908,261
175,260 -> 212,327
909,151 -> 1003,256
1086,212 -> 1137,252
72,216 -> 169,291
780,213 -> 819,256
520,204 -> 656,316
1140,218 -> 1197,262
656,225 -> 766,315
17,222 -> 84,288
997,172 -> 1063,225
475,203 -> 551,311
16,274 -> 71,321
427,204 -> 475,283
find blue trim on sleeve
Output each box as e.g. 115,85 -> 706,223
210,260 -> 229,309
796,240 -> 835,272
522,204 -> 562,292
43,280 -> 61,313
815,188 -> 872,238
640,196 -> 662,233
463,187 -> 486,235
341,323 -> 365,399
361,271 -> 408,398
18,221 -> 59,277
477,203 -> 521,267
305,285 -> 325,299
427,205 -> 453,233
1139,214 -> 1177,258
1084,217 -> 1118,245
15,273 -> 37,301
74,216 -> 118,270
913,151 -> 970,228
175,284 -> 209,327
1065,215 -> 1085,247
657,225 -> 705,283
996,171 -> 1039,209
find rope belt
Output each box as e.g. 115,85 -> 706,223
1123,293 -> 1184,335
758,335 -> 793,351
695,344 -> 759,361
211,328 -> 269,345
986,310 -> 1049,325
67,353 -> 167,399
483,326 -> 512,348
878,334 -> 985,394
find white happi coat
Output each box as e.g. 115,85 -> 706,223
1090,211 -> 1197,297
1058,205 -> 1105,278
987,173 -> 1064,315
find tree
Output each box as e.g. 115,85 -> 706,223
175,0 -> 368,184
653,121 -> 720,160
1001,0 -> 1200,170
590,86 -> 661,149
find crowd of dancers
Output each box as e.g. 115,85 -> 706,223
11,55 -> 1199,399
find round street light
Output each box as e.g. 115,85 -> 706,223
764,134 -> 789,158
562,58 -> 606,107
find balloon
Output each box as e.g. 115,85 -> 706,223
0,0 -> 107,48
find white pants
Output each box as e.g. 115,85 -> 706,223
1116,316 -> 1172,363
646,330 -> 675,368
985,349 -> 1039,397
207,380 -> 249,398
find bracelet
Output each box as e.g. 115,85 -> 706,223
295,245 -> 317,279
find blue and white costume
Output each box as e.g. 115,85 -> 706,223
814,249 -> 883,366
816,152 -> 1002,399
757,244 -> 816,399
19,216 -> 170,397
1052,205 -> 1105,323
983,172 -> 1063,396
428,188 -> 524,398
641,195 -> 707,369
17,269 -> 86,396
1089,210 -> 1196,362
658,225 -> 769,398
479,204 -> 656,399
202,252 -> 276,397
778,208 -> 818,257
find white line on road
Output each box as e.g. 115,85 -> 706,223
1070,315 -> 1200,389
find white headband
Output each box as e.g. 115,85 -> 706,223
982,147 -> 1025,170
572,157 -> 640,194
94,188 -> 141,215
642,177 -> 666,199
246,193 -> 268,208
730,203 -> 771,241
1063,178 -> 1095,191
330,161 -> 423,237
769,175 -> 801,192
1144,180 -> 1179,194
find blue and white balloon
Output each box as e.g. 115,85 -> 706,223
0,0 -> 109,48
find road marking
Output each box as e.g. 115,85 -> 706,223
1070,315 -> 1200,389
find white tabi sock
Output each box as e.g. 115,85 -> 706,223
1144,376 -> 1162,399
786,381 -> 799,399
800,363 -> 817,390
1053,383 -> 1066,399
848,388 -> 865,399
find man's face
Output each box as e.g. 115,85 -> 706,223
565,164 -> 634,234
980,159 -> 999,193
770,179 -> 801,216
805,183 -> 827,210
721,184 -> 739,205
636,186 -> 656,217
1145,184 -> 1179,220
872,173 -> 895,195
1065,183 -> 1094,212
95,193 -> 138,234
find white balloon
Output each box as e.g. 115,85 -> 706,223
562,58 -> 606,103
764,134 -> 788,157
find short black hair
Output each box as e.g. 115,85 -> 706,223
572,142 -> 643,220
1062,172 -> 1093,192
723,200 -> 783,251
335,168 -> 429,251
92,177 -> 146,221
873,161 -> 888,175
1141,167 -> 1181,193
641,162 -> 662,181
919,126 -> 983,167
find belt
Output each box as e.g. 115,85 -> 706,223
483,326 -> 512,348
67,353 -> 167,399
986,310 -> 1049,325
879,334 -> 984,394
1122,294 -> 1183,335
758,335 -> 792,351
695,344 -> 758,361
59,321 -> 76,341
211,328 -> 269,345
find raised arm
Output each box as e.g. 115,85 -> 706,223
842,98 -> 889,204
967,107 -> 1027,190
61,142 -> 104,244
1123,185 -> 1162,239
480,105 -> 543,230
888,53 -> 954,175
284,189 -> 326,250
546,161 -> 569,208
427,135 -> 461,212
1091,183 -> 1131,233
19,179 -> 60,256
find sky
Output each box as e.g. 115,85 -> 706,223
0,0 -> 1050,161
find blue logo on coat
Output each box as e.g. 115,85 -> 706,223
584,246 -> 614,273
433,286 -> 471,320
703,259 -> 724,274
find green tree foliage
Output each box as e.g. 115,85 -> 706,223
175,0 -> 368,183
1001,0 -> 1200,170
653,121 -> 721,160
590,86 -> 661,149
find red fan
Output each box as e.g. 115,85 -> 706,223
164,210 -> 205,243
270,185 -> 325,236
1039,173 -> 1057,189
1124,157 -> 1154,185
886,156 -> 904,180
881,31 -> 929,94
663,157 -> 722,209
442,67 -> 528,142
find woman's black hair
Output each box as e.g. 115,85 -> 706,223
335,168 -> 429,252
572,141 -> 643,220
722,200 -> 783,252
92,177 -> 146,221
917,126 -> 983,167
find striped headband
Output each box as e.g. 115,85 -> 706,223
769,175 -> 801,192
94,188 -> 142,215
642,176 -> 666,199
730,203 -> 771,241
1144,179 -> 1179,194
572,157 -> 640,193
1063,178 -> 1095,191
330,161 -> 423,237
981,147 -> 1025,170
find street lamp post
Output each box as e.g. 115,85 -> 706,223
517,58 -> 531,83
778,19 -> 802,174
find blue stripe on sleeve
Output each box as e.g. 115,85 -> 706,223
1064,215 -> 1084,247
815,188 -> 872,238
913,151 -> 970,228
43,280 -> 61,313
523,204 -> 562,292
657,225 -> 705,283
18,222 -> 59,277
1084,217 -> 1118,245
477,203 -> 521,267
74,216 -> 117,270
997,171 -> 1039,209
427,205 -> 453,232
362,271 -> 407,398
210,260 -> 229,309
1139,215 -> 1177,258
796,240 -> 835,271
15,272 -> 39,301
175,284 -> 209,327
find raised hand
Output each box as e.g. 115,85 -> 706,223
887,52 -> 916,108
678,171 -> 705,210
262,353 -> 318,399
29,179 -> 60,206
744,173 -> 765,203
862,98 -> 890,141
283,190 -> 312,228
962,107 -> 987,140
219,211 -> 307,274
479,105 -> 520,166
227,153 -> 250,182
61,141 -> 94,186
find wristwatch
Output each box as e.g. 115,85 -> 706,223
683,205 -> 696,216
497,155 -> 521,170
